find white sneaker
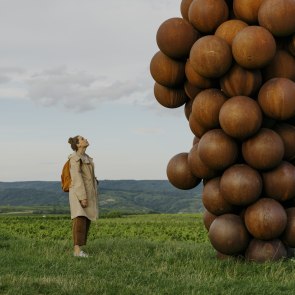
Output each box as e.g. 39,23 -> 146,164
74,250 -> 89,258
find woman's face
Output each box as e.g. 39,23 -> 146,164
77,136 -> 89,149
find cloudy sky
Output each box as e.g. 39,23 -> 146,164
0,0 -> 194,181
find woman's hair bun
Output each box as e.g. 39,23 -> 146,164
68,136 -> 79,151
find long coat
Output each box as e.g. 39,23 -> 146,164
68,152 -> 98,221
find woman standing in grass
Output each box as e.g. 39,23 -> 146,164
68,135 -> 98,257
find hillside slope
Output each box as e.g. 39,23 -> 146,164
0,180 -> 203,213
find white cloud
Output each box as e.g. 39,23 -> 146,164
0,0 -> 182,111
0,67 -> 25,83
25,66 -> 154,111
0,67 -> 28,99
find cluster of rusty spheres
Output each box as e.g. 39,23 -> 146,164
150,0 -> 295,262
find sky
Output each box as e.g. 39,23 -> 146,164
0,0 -> 195,181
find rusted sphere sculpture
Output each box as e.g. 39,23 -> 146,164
232,26 -> 276,69
282,208 -> 295,247
154,83 -> 189,108
258,78 -> 295,120
192,89 -> 227,129
220,164 -> 262,206
188,0 -> 229,34
258,0 -> 295,37
245,198 -> 287,240
208,214 -> 250,255
219,96 -> 262,140
180,0 -> 193,21
220,64 -> 262,97
203,209 -> 217,231
198,129 -> 238,170
245,239 -> 287,262
190,35 -> 232,78
262,161 -> 295,202
156,17 -> 199,59
150,0 -> 295,263
188,143 -> 218,179
262,50 -> 295,82
150,51 -> 186,87
185,59 -> 217,89
202,177 -> 236,215
215,20 -> 248,46
233,0 -> 264,24
166,153 -> 201,190
242,128 -> 284,170
274,123 -> 295,161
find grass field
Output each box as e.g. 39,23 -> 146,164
1,214 -> 295,295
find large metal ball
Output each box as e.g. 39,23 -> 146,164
156,17 -> 200,59
258,0 -> 295,37
189,114 -> 208,138
262,50 -> 295,82
188,0 -> 229,34
184,81 -> 201,100
202,177 -> 236,215
215,19 -> 248,46
220,164 -> 262,206
274,123 -> 295,161
180,0 -> 194,21
245,239 -> 287,262
203,209 -> 217,231
185,59 -> 217,89
188,143 -> 218,179
192,89 -> 227,129
245,198 -> 287,240
233,0 -> 264,24
220,64 -> 262,97
219,96 -> 262,140
232,26 -> 276,69
190,35 -> 232,78
166,153 -> 201,190
154,83 -> 189,108
258,78 -> 295,120
198,129 -> 238,170
242,128 -> 284,170
262,161 -> 295,202
150,51 -> 186,87
282,207 -> 295,247
209,214 -> 250,255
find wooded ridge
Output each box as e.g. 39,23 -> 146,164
0,180 -> 203,213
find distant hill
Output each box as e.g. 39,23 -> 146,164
0,180 -> 204,214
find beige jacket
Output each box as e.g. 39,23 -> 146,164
68,152 -> 98,221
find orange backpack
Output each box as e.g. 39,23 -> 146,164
61,160 -> 71,192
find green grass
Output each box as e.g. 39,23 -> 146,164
1,214 -> 295,295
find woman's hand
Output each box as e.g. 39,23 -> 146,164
80,199 -> 88,208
